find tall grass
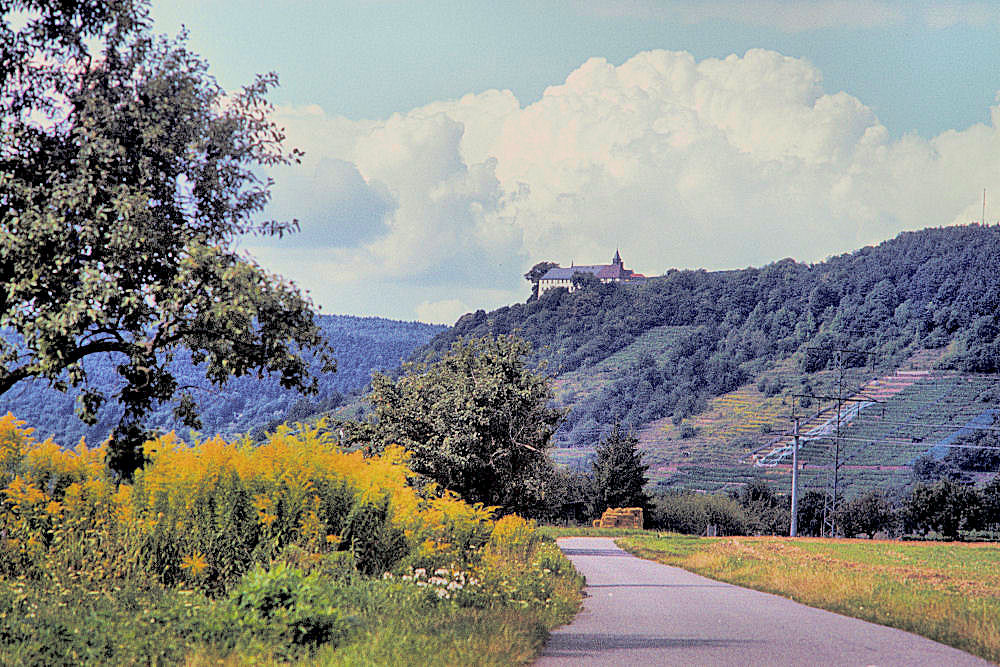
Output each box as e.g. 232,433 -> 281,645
620,534 -> 1000,663
0,414 -> 583,664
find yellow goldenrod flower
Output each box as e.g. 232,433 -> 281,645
180,552 -> 209,577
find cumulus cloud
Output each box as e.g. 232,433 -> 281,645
260,157 -> 395,247
248,49 -> 1000,322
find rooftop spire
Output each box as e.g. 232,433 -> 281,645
612,249 -> 622,266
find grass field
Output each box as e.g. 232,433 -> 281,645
617,533 -> 1000,663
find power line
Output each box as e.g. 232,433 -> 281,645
834,417 -> 1000,433
796,435 -> 1000,451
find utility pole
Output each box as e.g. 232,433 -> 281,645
790,414 -> 800,537
799,346 -> 881,537
832,351 -> 844,537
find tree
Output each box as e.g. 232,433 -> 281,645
539,467 -> 594,525
523,261 -> 558,301
652,491 -> 748,535
366,335 -> 563,515
981,475 -> 1000,531
903,480 -> 980,539
838,490 -> 897,539
1,1 -> 332,478
795,490 -> 828,537
591,425 -> 650,515
570,271 -> 601,292
733,478 -> 788,535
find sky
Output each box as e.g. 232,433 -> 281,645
149,1 -> 1000,324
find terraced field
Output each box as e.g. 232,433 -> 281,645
549,348 -> 1000,498
751,368 -> 940,467
815,372 -> 1000,468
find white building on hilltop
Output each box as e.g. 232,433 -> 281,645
538,250 -> 647,295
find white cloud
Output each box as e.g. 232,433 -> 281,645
415,299 -> 471,326
252,49 -> 1000,322
260,157 -> 395,247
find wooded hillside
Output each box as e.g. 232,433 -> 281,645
420,224 -> 1000,460
0,315 -> 443,444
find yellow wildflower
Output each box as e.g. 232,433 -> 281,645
180,552 -> 209,578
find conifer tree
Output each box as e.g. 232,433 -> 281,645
591,425 -> 650,514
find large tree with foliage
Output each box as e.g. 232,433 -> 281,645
366,335 -> 563,514
838,489 -> 897,539
1,1 -> 332,476
903,480 -> 981,539
523,261 -> 558,301
591,425 -> 650,514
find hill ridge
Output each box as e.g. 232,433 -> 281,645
427,224 -> 1000,496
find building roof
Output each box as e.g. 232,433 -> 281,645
538,251 -> 647,285
539,264 -> 641,282
540,265 -> 605,280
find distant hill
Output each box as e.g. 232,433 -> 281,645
0,314 -> 444,445
418,224 -> 1000,495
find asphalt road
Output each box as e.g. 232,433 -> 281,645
537,537 -> 993,667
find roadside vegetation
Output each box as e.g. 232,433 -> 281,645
618,533 -> 1000,663
0,415 -> 582,665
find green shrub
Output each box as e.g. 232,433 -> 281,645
341,497 -> 409,576
228,562 -> 355,651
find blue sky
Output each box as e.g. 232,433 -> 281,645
151,1 -> 1000,323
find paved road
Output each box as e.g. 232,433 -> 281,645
537,537 -> 992,666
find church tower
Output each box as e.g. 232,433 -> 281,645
612,249 -> 623,267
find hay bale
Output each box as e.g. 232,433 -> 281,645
594,506 -> 643,529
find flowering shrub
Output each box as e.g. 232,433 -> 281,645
485,514 -> 540,563
0,414 -> 585,664
0,415 -> 493,591
383,566 -> 484,606
382,515 -> 573,614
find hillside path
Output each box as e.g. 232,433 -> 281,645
536,537 -> 991,667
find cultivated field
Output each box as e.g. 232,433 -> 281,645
550,344 -> 1000,500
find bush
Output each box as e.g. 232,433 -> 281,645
0,415 -> 494,591
341,498 -> 409,576
228,562 -> 355,651
0,414 -> 584,664
485,515 -> 539,564
653,492 -> 749,535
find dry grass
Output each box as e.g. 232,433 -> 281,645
620,534 -> 1000,664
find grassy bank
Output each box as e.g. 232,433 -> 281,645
618,534 -> 1000,663
538,525 -> 651,539
0,416 -> 583,665
0,534 -> 583,665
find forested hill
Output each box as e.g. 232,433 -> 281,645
419,224 -> 1000,447
0,314 -> 444,445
